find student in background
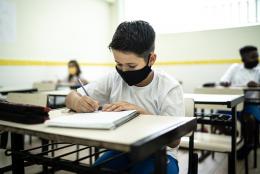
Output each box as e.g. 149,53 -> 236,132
220,45 -> 260,121
59,60 -> 88,86
65,20 -> 184,174
220,46 -> 259,87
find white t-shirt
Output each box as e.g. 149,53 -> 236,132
220,63 -> 260,98
220,63 -> 260,86
77,70 -> 185,159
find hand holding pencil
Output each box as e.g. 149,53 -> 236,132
74,78 -> 102,112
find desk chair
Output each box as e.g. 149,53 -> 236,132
183,98 -> 198,174
181,96 -> 248,174
195,87 -> 258,170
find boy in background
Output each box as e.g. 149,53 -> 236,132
220,45 -> 260,121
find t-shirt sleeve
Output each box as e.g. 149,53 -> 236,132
159,85 -> 185,117
77,73 -> 112,105
220,64 -> 237,83
257,69 -> 260,83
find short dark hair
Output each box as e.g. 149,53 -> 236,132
109,20 -> 155,60
239,45 -> 258,58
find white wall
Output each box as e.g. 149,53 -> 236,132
155,25 -> 260,92
156,25 -> 260,60
0,0 -> 113,87
1,0 -> 260,93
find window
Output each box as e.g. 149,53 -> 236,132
122,0 -> 260,33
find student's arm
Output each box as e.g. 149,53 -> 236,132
65,90 -> 99,112
102,101 -> 151,114
67,72 -> 114,112
219,64 -> 237,87
76,73 -> 112,106
102,100 -> 179,147
159,85 -> 185,148
66,72 -> 111,112
159,85 -> 184,116
247,70 -> 260,87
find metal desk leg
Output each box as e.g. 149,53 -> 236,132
76,144 -> 80,160
53,96 -> 57,108
94,147 -> 100,161
154,147 -> 167,174
0,131 -> 8,148
230,107 -> 237,174
41,139 -> 49,173
89,147 -> 93,165
254,122 -> 258,168
11,133 -> 24,174
188,132 -> 194,174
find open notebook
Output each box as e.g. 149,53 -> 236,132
45,110 -> 138,130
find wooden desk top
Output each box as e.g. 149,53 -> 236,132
195,86 -> 260,93
0,109 -> 196,160
184,93 -> 244,108
0,86 -> 37,94
194,86 -> 244,95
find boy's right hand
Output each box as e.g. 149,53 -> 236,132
74,96 -> 99,113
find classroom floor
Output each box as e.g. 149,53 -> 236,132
1,136 -> 260,174
178,148 -> 260,174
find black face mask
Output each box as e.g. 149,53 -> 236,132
244,60 -> 259,69
116,61 -> 152,86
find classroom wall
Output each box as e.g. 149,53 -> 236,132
154,25 -> 260,92
1,0 -> 260,93
0,0 -> 112,87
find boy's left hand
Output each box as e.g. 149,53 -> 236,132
102,101 -> 149,114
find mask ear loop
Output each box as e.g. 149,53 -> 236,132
147,53 -> 151,67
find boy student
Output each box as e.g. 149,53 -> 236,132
220,46 -> 260,88
220,45 -> 260,121
65,20 -> 184,173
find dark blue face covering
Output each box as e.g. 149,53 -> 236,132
116,65 -> 152,86
244,60 -> 259,69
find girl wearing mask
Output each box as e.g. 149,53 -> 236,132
59,60 -> 88,87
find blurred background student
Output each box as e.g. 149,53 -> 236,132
58,60 -> 88,87
220,46 -> 260,122
220,46 -> 260,88
50,60 -> 88,108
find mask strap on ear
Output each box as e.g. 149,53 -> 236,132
147,53 -> 151,66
